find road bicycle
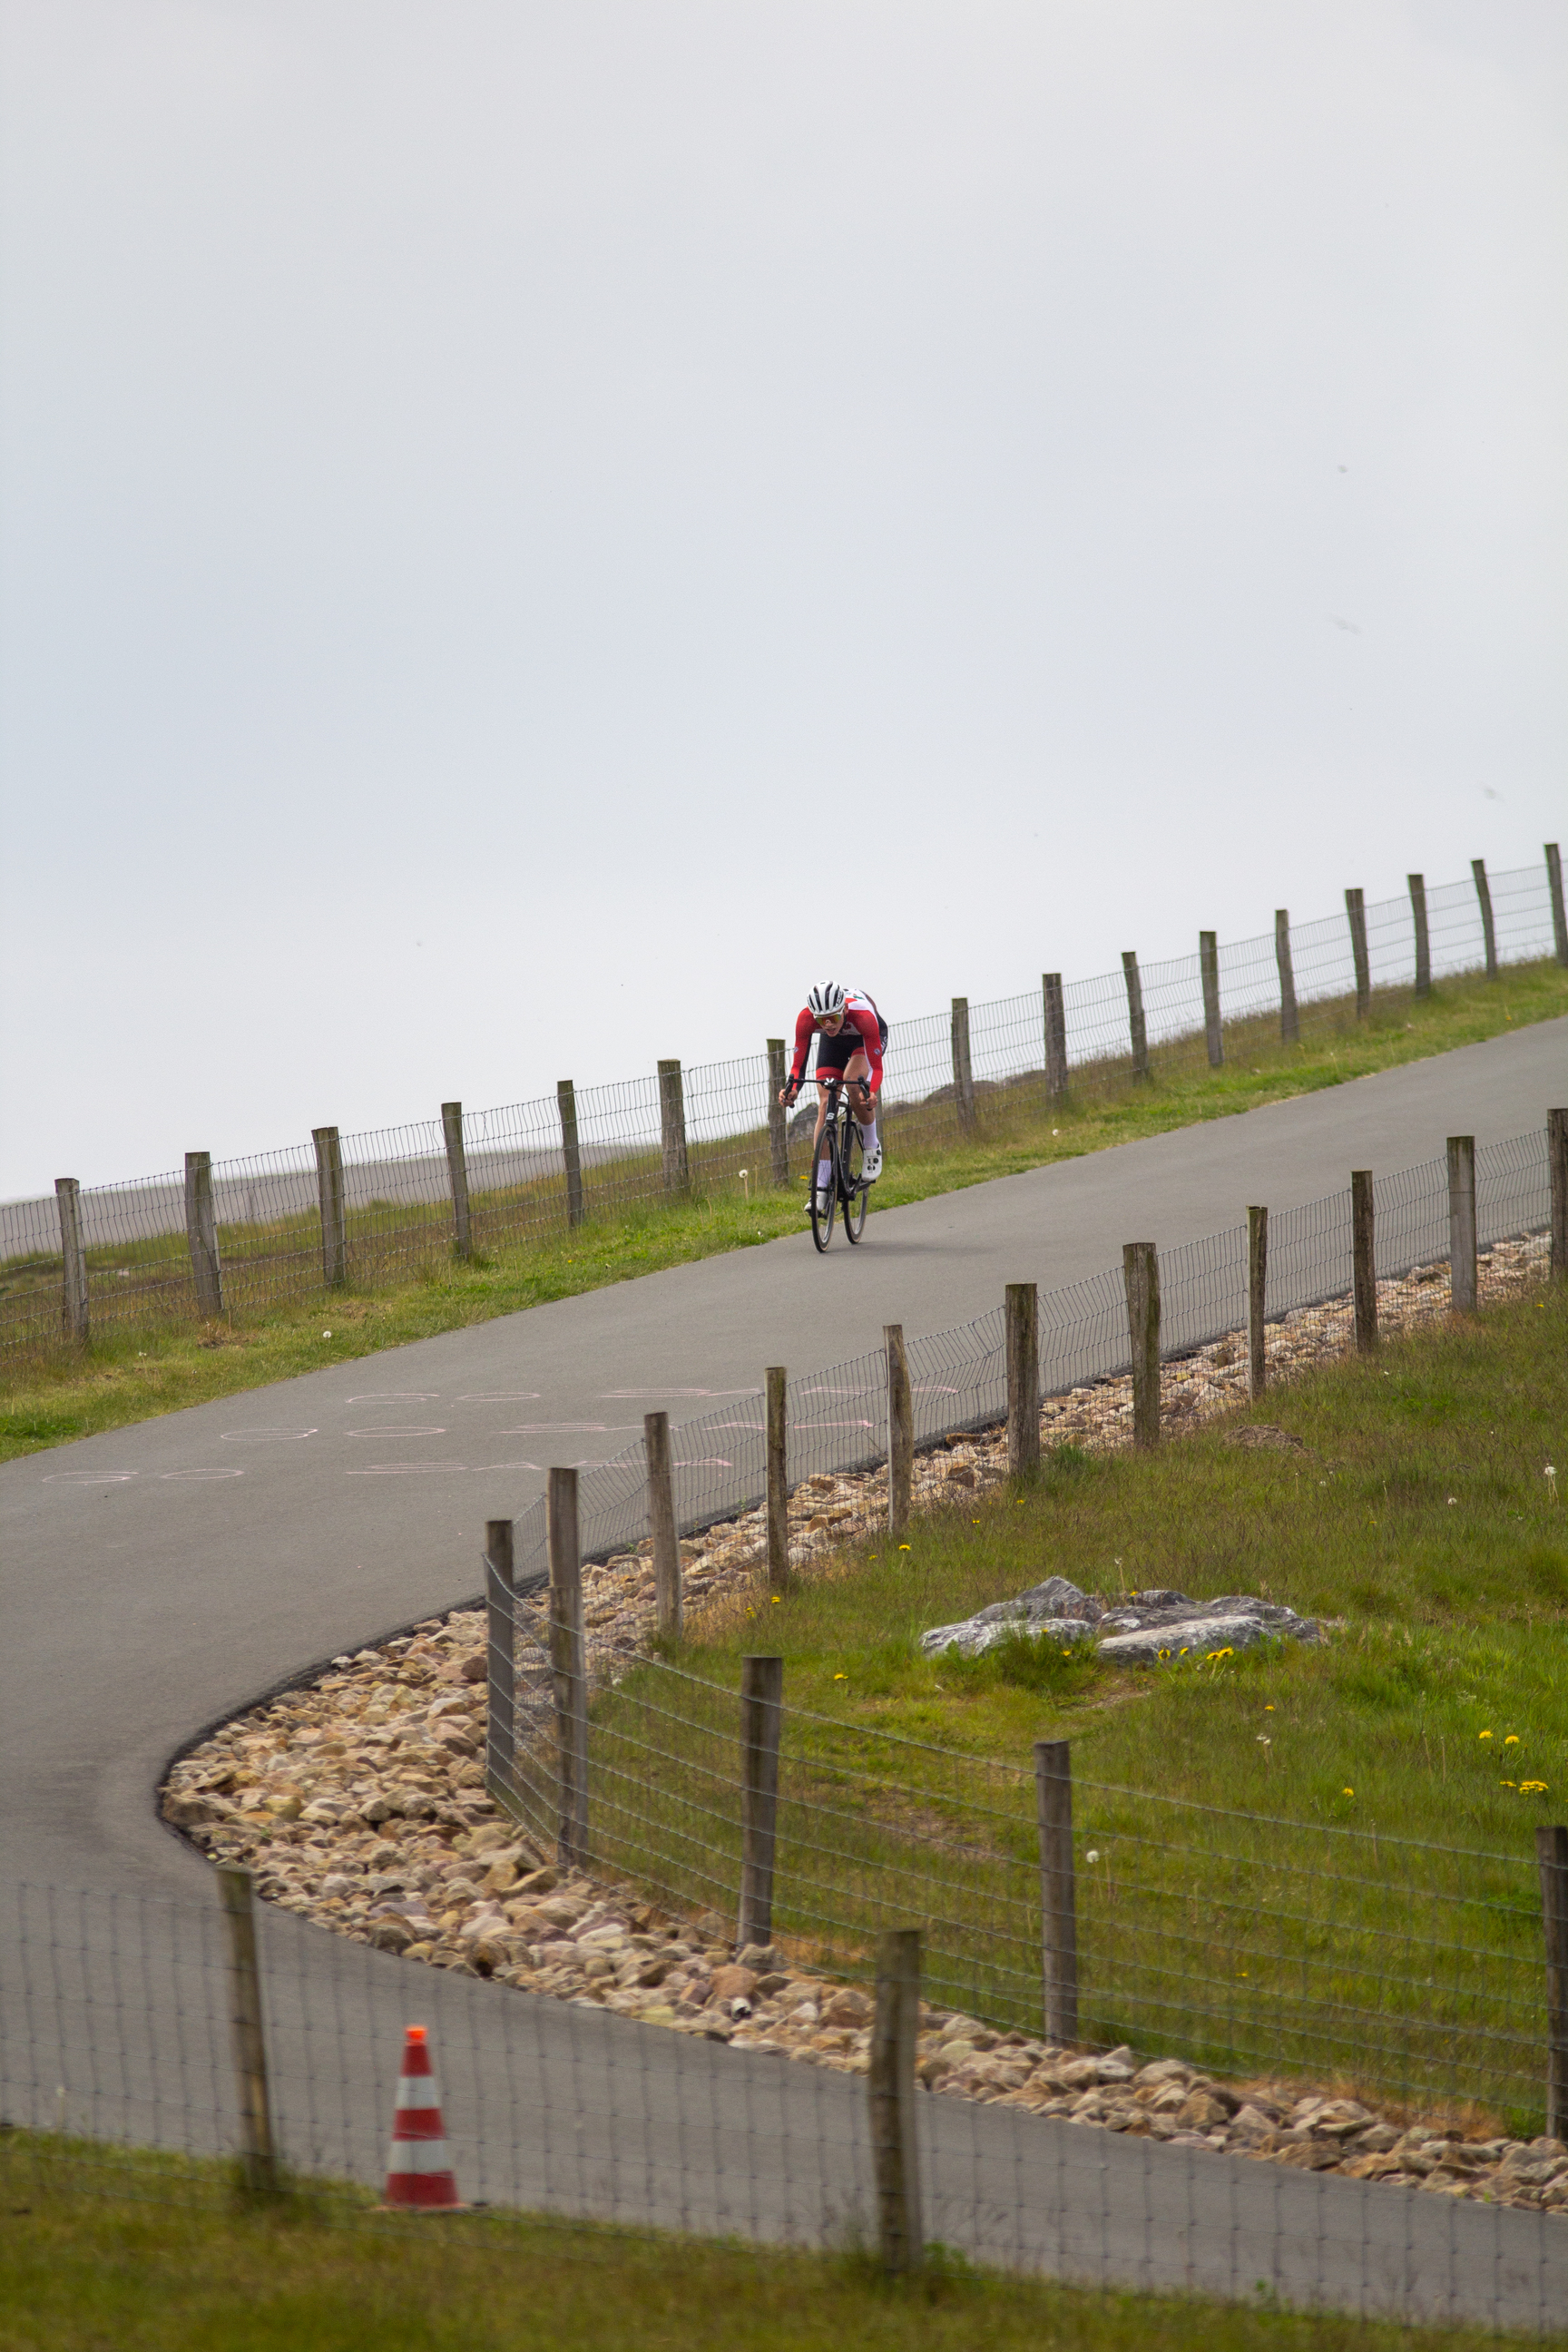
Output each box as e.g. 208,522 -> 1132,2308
799,1073 -> 870,1252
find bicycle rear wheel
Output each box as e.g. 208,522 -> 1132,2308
809,1126 -> 838,1252
841,1118 -> 867,1242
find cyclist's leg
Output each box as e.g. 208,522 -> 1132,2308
841,1051 -> 882,1178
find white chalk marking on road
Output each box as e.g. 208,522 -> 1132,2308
346,1392 -> 440,1402
345,1426 -> 447,1438
160,1468 -> 245,1481
673,1456 -> 734,1469
220,1428 -> 318,1443
43,1470 -> 140,1485
456,1393 -> 542,1403
345,1463 -> 470,1477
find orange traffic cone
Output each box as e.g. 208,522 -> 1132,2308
381,2025 -> 462,2210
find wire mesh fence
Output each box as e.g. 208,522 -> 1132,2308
495,1654 -> 1553,2136
5,1829 -> 1566,2330
461,1115 -> 1565,2225
4,852 -> 1563,1365
472,1121 -> 1553,1605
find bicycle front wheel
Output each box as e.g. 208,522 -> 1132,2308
809,1136 -> 838,1251
841,1119 -> 867,1242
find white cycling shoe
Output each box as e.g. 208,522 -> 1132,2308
862,1144 -> 884,1182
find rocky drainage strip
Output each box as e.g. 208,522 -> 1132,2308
161,1230 -> 1558,2213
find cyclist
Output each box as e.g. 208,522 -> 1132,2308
779,984 -> 887,1216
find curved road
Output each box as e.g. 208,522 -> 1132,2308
3,1021 -> 1566,2325
4,1017 -> 1563,1898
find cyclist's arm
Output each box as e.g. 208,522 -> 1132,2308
786,1007 -> 816,1091
848,1004 -> 884,1094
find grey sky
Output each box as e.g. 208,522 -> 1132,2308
2,1 -> 1563,1199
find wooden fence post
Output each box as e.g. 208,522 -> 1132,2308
1043,974 -> 1068,1104
658,1060 -> 690,1196
1548,845 -> 1568,969
885,1324 -> 912,1539
216,1867 -> 278,2197
557,1081 -> 584,1229
1549,1110 -> 1568,1281
1473,858 -> 1498,978
1122,1242 -> 1160,1447
1540,1825 -> 1568,2144
869,1927 -> 924,2275
55,1178 -> 89,1344
767,1040 -> 790,1187
1352,1170 -> 1377,1351
1034,1740 -> 1079,2046
312,1126 -> 347,1289
1200,932 -> 1223,1067
1122,952 -> 1150,1082
184,1152 -> 224,1318
484,1518 -> 516,1805
1408,874 -> 1431,997
1275,911 -> 1299,1044
766,1367 -> 790,1593
1248,1206 -> 1268,1400
1005,1282 -> 1040,1478
441,1102 -> 473,1259
737,1654 -> 784,1955
951,998 -> 975,1132
1447,1137 -> 1477,1316
547,1467 -> 588,1868
1346,887 -> 1370,1020
645,1411 -> 681,1638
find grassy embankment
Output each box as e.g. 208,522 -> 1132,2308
4,959 -> 1565,1465
0,2135 -> 1524,2352
583,1285 -> 1567,2120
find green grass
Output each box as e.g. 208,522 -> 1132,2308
5,958 -> 1565,1464
567,1287 -> 1568,2126
0,2134 -> 1526,2352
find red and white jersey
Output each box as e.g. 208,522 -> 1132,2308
789,991 -> 886,1093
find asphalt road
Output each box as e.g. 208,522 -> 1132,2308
3,1017 -> 1563,1901
3,1019 -> 1565,2324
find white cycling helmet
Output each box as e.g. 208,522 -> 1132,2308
808,982 -> 847,1019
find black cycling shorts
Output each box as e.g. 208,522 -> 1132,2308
815,1016 -> 887,1074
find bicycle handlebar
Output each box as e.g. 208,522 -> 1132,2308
783,1072 -> 868,1101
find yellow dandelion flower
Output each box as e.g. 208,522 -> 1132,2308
897,1544 -> 911,1552
1520,1780 -> 1548,1794
1342,1787 -> 1355,1798
1478,1730 -> 1493,1740
1504,1735 -> 1520,1745
833,1672 -> 848,1681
